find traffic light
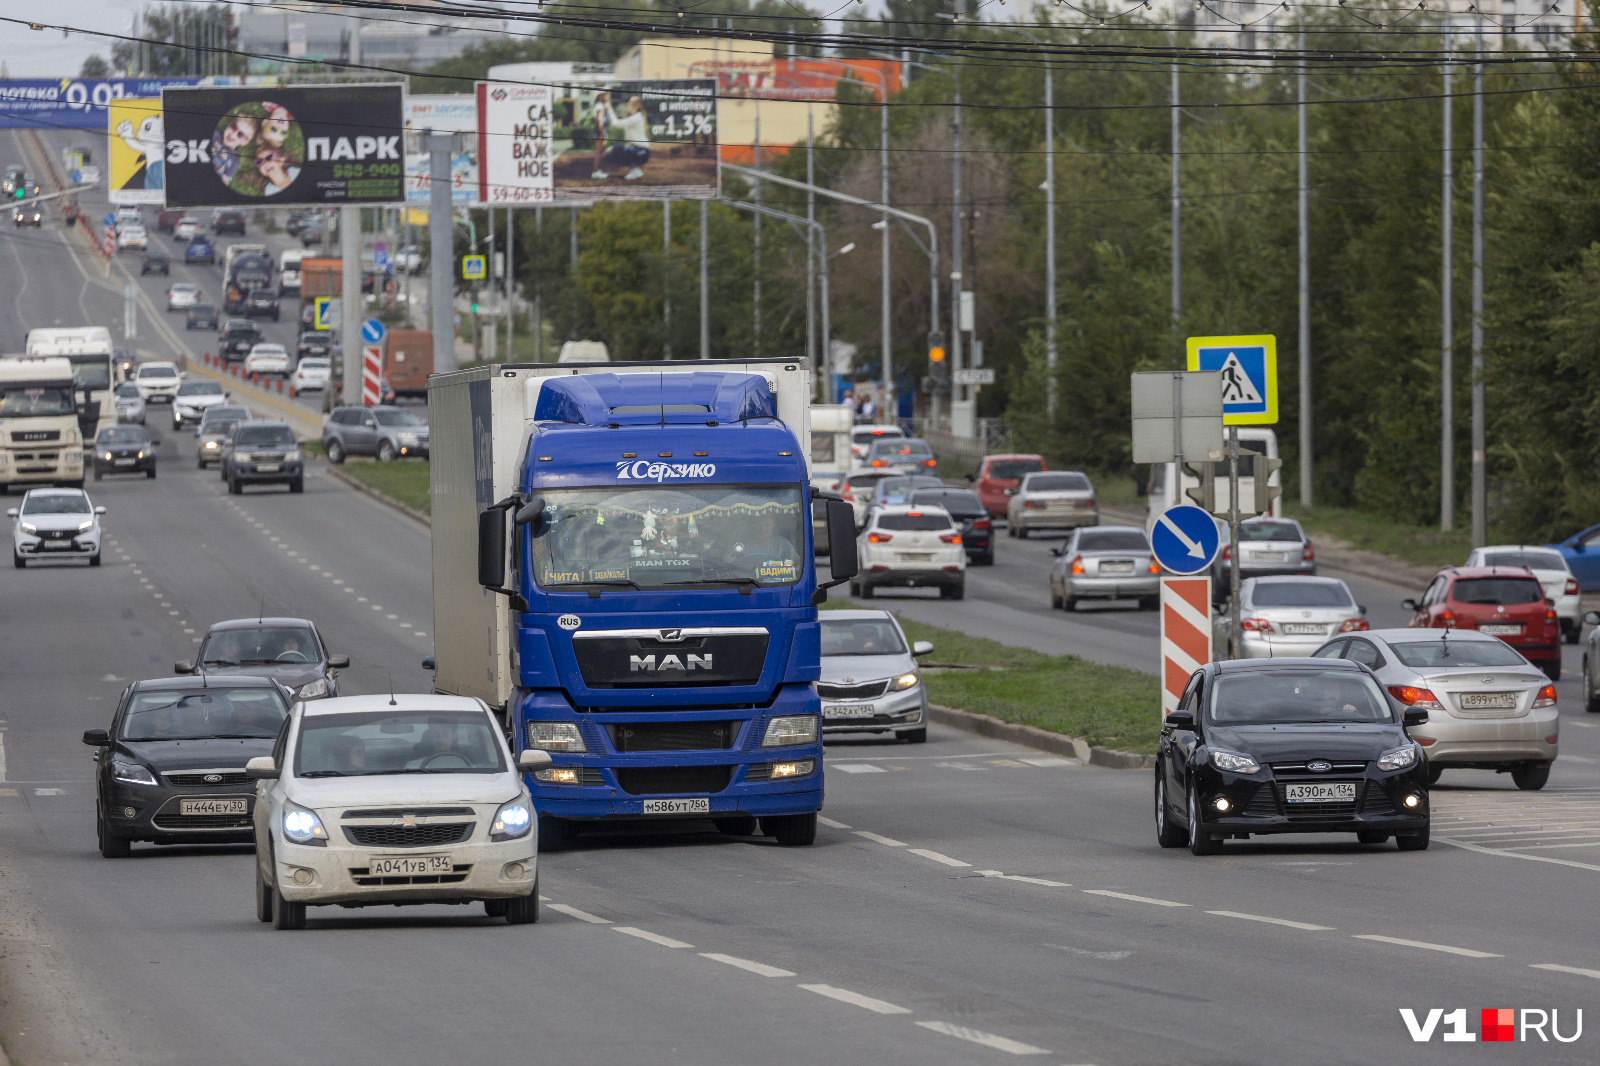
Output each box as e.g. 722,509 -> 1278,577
13,187 -> 23,199
926,330 -> 949,392
1183,461 -> 1216,513
1253,456 -> 1283,515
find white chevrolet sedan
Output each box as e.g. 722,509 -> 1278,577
248,694 -> 551,930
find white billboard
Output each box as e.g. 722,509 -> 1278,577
475,82 -> 553,205
405,94 -> 479,205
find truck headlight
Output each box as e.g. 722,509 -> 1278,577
525,722 -> 586,752
282,802 -> 328,846
490,799 -> 533,841
1378,745 -> 1418,772
890,671 -> 920,692
110,758 -> 157,786
762,715 -> 819,747
770,759 -> 815,779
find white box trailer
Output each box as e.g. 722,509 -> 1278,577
428,359 -> 813,711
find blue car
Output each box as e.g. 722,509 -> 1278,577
184,237 -> 215,265
1549,525 -> 1600,591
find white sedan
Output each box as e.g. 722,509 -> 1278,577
134,361 -> 182,403
248,693 -> 551,929
851,504 -> 966,600
116,225 -> 148,251
174,216 -> 202,241
244,343 -> 292,377
290,357 -> 331,395
9,487 -> 104,567
166,282 -> 202,311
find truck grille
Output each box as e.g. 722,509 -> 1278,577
573,628 -> 768,689
608,721 -> 737,752
615,765 -> 734,796
342,823 -> 474,848
12,430 -> 60,442
816,680 -> 889,700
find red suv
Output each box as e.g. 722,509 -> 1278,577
969,453 -> 1046,517
1404,566 -> 1562,680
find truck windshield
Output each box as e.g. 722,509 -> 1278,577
67,357 -> 111,390
531,484 -> 805,589
0,385 -> 75,417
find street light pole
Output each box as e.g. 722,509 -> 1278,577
949,66 -> 963,429
1471,12 -> 1487,546
1043,54 -> 1056,418
1441,9 -> 1456,532
1171,54 -> 1182,346
1298,17 -> 1312,509
881,88 -> 893,424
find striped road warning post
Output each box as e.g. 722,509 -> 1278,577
1160,576 -> 1213,714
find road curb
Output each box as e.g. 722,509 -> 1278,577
324,467 -> 431,526
927,704 -> 1153,769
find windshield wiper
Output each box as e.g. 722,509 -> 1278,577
357,767 -> 487,775
563,579 -> 643,591
237,658 -> 280,665
205,733 -> 278,739
663,578 -> 761,594
298,770 -> 350,777
201,659 -> 239,666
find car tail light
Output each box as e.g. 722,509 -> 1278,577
1533,685 -> 1557,709
1546,608 -> 1558,623
1565,578 -> 1580,597
1148,559 -> 1161,574
867,532 -> 893,543
1438,610 -> 1456,627
842,490 -> 855,502
1069,554 -> 1085,575
938,532 -> 962,545
1338,618 -> 1369,632
1388,685 -> 1445,711
973,518 -> 991,531
1074,499 -> 1094,509
1221,545 -> 1232,562
1416,737 -> 1436,746
1025,500 -> 1046,510
922,458 -> 937,467
870,459 -> 887,467
1302,542 -> 1315,563
1239,618 -> 1274,633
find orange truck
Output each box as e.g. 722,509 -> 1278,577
298,258 -> 342,299
384,329 -> 433,399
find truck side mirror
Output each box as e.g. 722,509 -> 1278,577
478,507 -> 507,589
826,499 -> 858,580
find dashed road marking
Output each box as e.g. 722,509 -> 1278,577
1082,890 -> 1188,908
548,903 -> 610,925
978,870 -> 1070,887
908,848 -> 971,868
817,816 -> 851,829
1019,756 -> 1078,768
914,1021 -> 1050,1056
1532,963 -> 1600,980
1207,910 -> 1334,932
699,953 -> 795,978
833,763 -> 886,774
1352,934 -> 1501,958
798,984 -> 911,1015
612,926 -> 692,949
853,831 -> 907,847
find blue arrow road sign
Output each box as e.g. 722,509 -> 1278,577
103,213 -> 116,227
1150,505 -> 1221,575
373,242 -> 388,269
360,318 -> 386,345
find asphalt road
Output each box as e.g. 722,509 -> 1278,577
3,127 -> 1600,1065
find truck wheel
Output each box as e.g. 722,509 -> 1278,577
714,815 -> 757,836
761,813 -> 817,846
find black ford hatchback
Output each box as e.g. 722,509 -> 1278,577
84,676 -> 290,857
1155,658 -> 1431,855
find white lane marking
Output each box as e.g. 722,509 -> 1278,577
914,1021 -> 1050,1055
832,763 -> 885,774
978,870 -> 1071,887
1532,963 -> 1600,980
612,926 -> 692,949
399,623 -> 412,629
547,903 -> 610,925
1352,934 -> 1501,958
699,953 -> 795,978
936,762 -> 986,772
332,579 -> 344,585
908,848 -> 972,868
386,613 -> 398,619
1435,835 -> 1600,873
817,816 -> 851,829
33,788 -> 64,796
1018,756 -> 1077,768
853,831 -> 907,847
1568,720 -> 1599,729
358,597 -> 368,603
1082,889 -> 1188,908
1207,910 -> 1335,931
797,984 -> 911,1015
1046,944 -> 1131,960
0,734 -> 7,783
415,632 -> 428,639
344,588 -> 355,594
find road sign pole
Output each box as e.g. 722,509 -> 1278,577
341,205 -> 361,407
429,132 -> 456,375
1228,425 -> 1242,660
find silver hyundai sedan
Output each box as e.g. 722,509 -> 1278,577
817,610 -> 933,743
1311,628 -> 1558,790
1214,576 -> 1367,659
1048,525 -> 1159,610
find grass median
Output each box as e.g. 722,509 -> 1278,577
825,600 -> 1162,755
335,458 -> 431,515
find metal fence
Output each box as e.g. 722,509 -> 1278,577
897,417 -> 1013,477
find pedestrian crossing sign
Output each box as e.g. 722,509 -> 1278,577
1186,334 -> 1277,426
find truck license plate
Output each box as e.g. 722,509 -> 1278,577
1284,782 -> 1356,803
369,855 -> 452,876
180,797 -> 248,816
642,798 -> 710,815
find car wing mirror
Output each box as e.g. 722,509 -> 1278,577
327,655 -> 350,669
1049,546 -> 1063,557
94,506 -> 106,515
1586,611 -> 1600,626
1359,604 -> 1368,615
911,641 -> 934,658
1400,598 -> 1419,612
1403,708 -> 1429,728
518,749 -> 553,772
4,508 -> 15,518
173,660 -> 194,674
1163,709 -> 1195,730
1574,541 -> 1587,553
81,728 -> 109,746
422,656 -> 436,671
245,756 -> 279,780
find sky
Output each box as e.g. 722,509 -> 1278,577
0,1 -> 143,78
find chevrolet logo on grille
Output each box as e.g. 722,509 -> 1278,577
397,815 -> 422,826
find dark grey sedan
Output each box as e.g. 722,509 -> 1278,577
176,617 -> 348,702
92,425 -> 156,480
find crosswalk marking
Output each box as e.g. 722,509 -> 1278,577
1432,789 -> 1600,864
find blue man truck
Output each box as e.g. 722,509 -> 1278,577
428,360 -> 859,848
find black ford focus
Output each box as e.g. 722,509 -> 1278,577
84,676 -> 289,857
1155,658 -> 1430,855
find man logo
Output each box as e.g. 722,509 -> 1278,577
1307,760 -> 1332,773
1400,1008 -> 1581,1043
630,653 -> 712,672
658,629 -> 685,642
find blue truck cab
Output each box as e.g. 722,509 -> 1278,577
428,361 -> 858,848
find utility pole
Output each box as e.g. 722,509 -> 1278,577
533,207 -> 543,361
505,207 -> 515,361
663,201 -> 672,359
487,207 -> 496,363
807,113 -> 817,391
1470,12 -> 1487,546
881,89 -> 893,424
340,204 -> 361,404
753,109 -> 762,357
1171,54 -> 1182,349
949,65 -> 963,429
1043,53 -> 1057,418
700,199 -> 710,359
1441,9 -> 1456,532
1298,18 -> 1313,509
428,133 -> 455,374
